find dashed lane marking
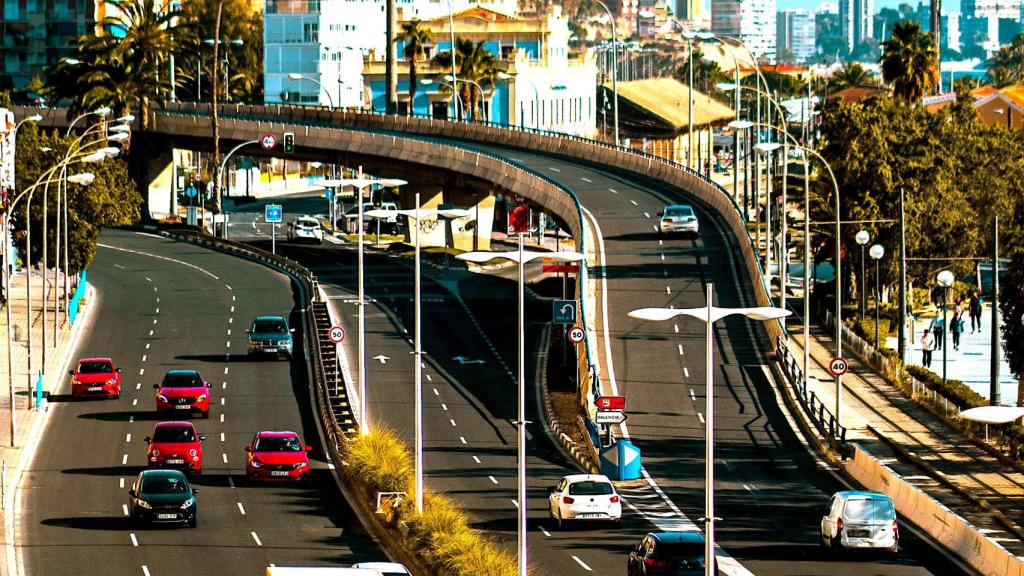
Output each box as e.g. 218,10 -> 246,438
122,504 -> 129,516
678,345 -> 684,355
630,199 -> 638,206
251,532 -> 262,546
609,188 -> 618,194
141,355 -> 147,363
684,367 -> 690,378
511,499 -> 519,509
120,478 -> 125,488
222,454 -> 228,463
449,419 -> 457,427
143,566 -> 151,576
472,456 -> 481,464
237,502 -> 246,515
220,433 -> 225,442
126,434 -> 131,443
432,388 -> 439,396
130,533 -> 139,547
489,476 -> 499,485
122,454 -> 128,465
441,403 -> 448,411
697,413 -> 705,424
539,526 -> 551,537
459,436 -> 467,445
228,477 -> 236,489
572,556 -> 592,571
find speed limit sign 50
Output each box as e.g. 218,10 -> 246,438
828,357 -> 848,377
328,325 -> 346,344
567,325 -> 585,344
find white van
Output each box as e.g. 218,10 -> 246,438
266,568 -> 382,576
820,490 -> 898,553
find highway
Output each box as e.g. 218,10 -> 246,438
16,229 -> 382,575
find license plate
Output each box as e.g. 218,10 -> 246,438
270,471 -> 290,477
174,405 -> 192,410
157,513 -> 177,520
578,513 -> 604,519
88,386 -> 102,392
263,347 -> 278,352
848,530 -> 870,538
166,459 -> 185,465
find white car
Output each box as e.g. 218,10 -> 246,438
659,204 -> 700,237
287,216 -> 324,244
351,562 -> 411,576
548,473 -> 621,527
820,490 -> 899,554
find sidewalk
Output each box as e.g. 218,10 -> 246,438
0,270 -> 90,576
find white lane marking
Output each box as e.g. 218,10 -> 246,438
449,419 -> 457,427
608,188 -> 618,194
153,287 -> 157,292
549,166 -> 561,172
684,367 -> 690,378
425,374 -> 432,382
540,525 -> 551,537
114,264 -> 125,269
155,298 -> 159,303
511,499 -> 519,509
666,286 -> 671,295
224,367 -> 229,374
581,177 -> 592,182
222,382 -> 227,389
220,414 -> 225,423
138,368 -> 144,376
98,243 -> 221,281
129,415 -> 134,423
227,329 -> 231,336
144,277 -> 151,282
226,284 -> 232,291
572,556 -> 593,571
229,318 -> 233,324
697,413 -> 705,424
230,306 -> 235,313
472,456 -> 481,464
237,502 -> 246,515
232,295 -> 236,301
135,383 -> 141,390
220,398 -> 225,406
120,477 -> 125,488
459,436 -> 467,445
660,253 -> 665,261
228,477 -> 236,489
155,308 -> 159,315
251,532 -> 263,546
126,433 -> 132,443
690,389 -> 696,401
145,343 -> 150,350
132,398 -> 137,407
152,319 -> 157,325
226,341 -> 231,348
441,403 -> 448,411
122,504 -> 129,516
148,330 -> 153,336
644,212 -> 651,218
659,239 -> 663,246
673,324 -> 679,333
489,476 -> 499,485
678,344 -> 684,355
122,454 -> 128,465
630,199 -> 638,206
130,533 -> 139,547
143,566 -> 151,576
432,388 -> 439,396
141,355 -> 147,363
223,453 -> 228,463
220,432 -> 225,442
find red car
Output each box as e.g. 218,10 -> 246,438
154,370 -> 211,418
69,357 -> 122,399
245,431 -> 312,481
145,421 -> 205,474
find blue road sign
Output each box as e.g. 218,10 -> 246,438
185,185 -> 197,198
325,189 -> 334,200
553,300 -> 576,325
265,204 -> 283,223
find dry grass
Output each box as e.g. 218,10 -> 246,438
346,426 -> 413,494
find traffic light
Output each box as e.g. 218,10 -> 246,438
283,132 -> 295,154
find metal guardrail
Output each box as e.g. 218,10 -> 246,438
776,335 -> 848,446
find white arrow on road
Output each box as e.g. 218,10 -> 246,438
452,356 -> 486,365
373,355 -> 390,364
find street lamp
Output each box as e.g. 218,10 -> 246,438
937,269 -> 955,386
855,230 -> 870,320
367,197 -> 469,514
629,286 -> 790,576
287,72 -> 335,109
496,72 -> 540,130
203,38 -> 244,100
592,0 -> 619,145
458,243 -> 585,576
727,119 -> 752,216
217,139 -> 260,238
869,244 -> 884,358
419,78 -> 463,120
755,141 -> 781,306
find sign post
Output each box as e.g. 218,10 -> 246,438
265,204 -> 283,254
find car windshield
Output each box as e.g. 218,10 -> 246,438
78,361 -> 113,374
254,436 -> 302,452
665,207 -> 694,218
162,372 -> 202,388
253,320 -> 287,333
657,542 -> 705,559
141,476 -> 189,494
152,426 -> 196,443
844,498 -> 896,522
568,481 -> 614,495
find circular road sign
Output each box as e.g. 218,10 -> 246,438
260,133 -> 278,151
328,325 -> 346,344
567,325 -> 585,344
828,357 -> 849,377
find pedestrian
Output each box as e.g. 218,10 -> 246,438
950,308 -> 964,351
969,293 -> 982,333
920,328 -> 935,368
931,311 -> 945,351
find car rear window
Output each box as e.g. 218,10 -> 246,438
78,361 -> 113,374
665,207 -> 694,217
568,481 -> 614,495
153,426 -> 196,443
656,541 -> 705,558
162,372 -> 202,387
298,219 -> 319,228
254,436 -> 302,452
253,320 -> 287,333
844,498 -> 896,521
142,476 -> 188,493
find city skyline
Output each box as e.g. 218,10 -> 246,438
775,0 -> 961,13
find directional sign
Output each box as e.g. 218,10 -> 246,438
596,396 -> 625,411
595,410 -> 628,424
325,188 -> 334,200
828,357 -> 849,377
184,185 -> 197,198
265,204 -> 283,223
328,325 -> 346,344
260,133 -> 277,151
567,325 -> 585,344
553,300 -> 576,325
452,356 -> 486,365
543,264 -> 579,274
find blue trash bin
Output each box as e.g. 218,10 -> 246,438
599,439 -> 642,481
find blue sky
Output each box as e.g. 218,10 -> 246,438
775,0 -> 963,14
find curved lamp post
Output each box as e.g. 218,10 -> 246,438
755,140 -> 781,306
937,269 -> 955,386
419,78 -> 463,120
368,198 -> 469,514
218,139 -> 260,237
592,0 -> 619,145
855,230 -> 870,320
287,72 -> 335,109
869,244 -> 884,358
629,286 -> 789,576
458,244 -> 584,576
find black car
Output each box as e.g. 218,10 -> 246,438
627,532 -> 715,576
128,469 -> 198,528
10,90 -> 46,107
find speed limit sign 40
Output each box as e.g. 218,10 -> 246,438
567,325 -> 585,344
328,325 -> 346,344
828,357 -> 848,377
260,133 -> 278,151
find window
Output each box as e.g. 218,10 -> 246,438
303,21 -> 318,43
568,481 -> 614,495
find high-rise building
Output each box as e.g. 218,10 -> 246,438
839,0 -> 873,51
0,0 -> 98,89
942,13 -> 961,53
676,0 -> 703,20
777,9 -> 816,62
712,0 -> 777,59
962,0 -> 1021,19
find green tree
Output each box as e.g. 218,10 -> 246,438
879,21 -> 939,104
828,62 -> 878,93
999,252 -> 1024,405
986,33 -> 1024,88
396,19 -> 433,116
433,39 -> 499,121
176,0 -> 262,102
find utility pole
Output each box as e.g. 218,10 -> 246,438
385,0 -> 398,114
898,188 -> 907,363
211,1 -> 222,234
992,216 -> 1001,406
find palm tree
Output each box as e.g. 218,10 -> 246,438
396,20 -> 433,116
433,38 -> 499,121
879,21 -> 939,104
829,62 -> 877,93
986,33 -> 1024,87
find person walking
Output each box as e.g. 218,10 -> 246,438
931,310 -> 945,351
920,328 -> 935,368
951,308 -> 964,351
969,293 -> 982,333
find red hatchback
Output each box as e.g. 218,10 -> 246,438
69,357 -> 122,399
245,431 -> 312,481
154,370 -> 211,418
145,422 -> 205,474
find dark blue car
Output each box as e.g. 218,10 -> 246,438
627,532 -> 715,576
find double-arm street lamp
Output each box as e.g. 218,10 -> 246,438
937,269 -> 955,386
367,197 -> 469,514
870,244 -> 884,359
592,0 -> 619,145
629,286 -> 789,576
458,240 -> 584,576
202,38 -> 244,101
855,230 -> 870,320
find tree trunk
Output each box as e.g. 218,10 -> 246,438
385,0 -> 397,114
408,60 -> 417,116
211,1 -> 223,220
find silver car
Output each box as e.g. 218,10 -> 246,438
287,216 -> 324,244
659,204 -> 699,237
820,490 -> 898,554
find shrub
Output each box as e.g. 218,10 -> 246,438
904,365 -> 986,410
346,426 -> 413,494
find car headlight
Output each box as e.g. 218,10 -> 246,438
158,394 -> 168,402
151,449 -> 160,457
293,461 -> 308,469
181,498 -> 194,509
136,499 -> 152,510
250,460 -> 262,468
189,449 -> 197,456
197,394 -> 207,402
106,377 -> 118,384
